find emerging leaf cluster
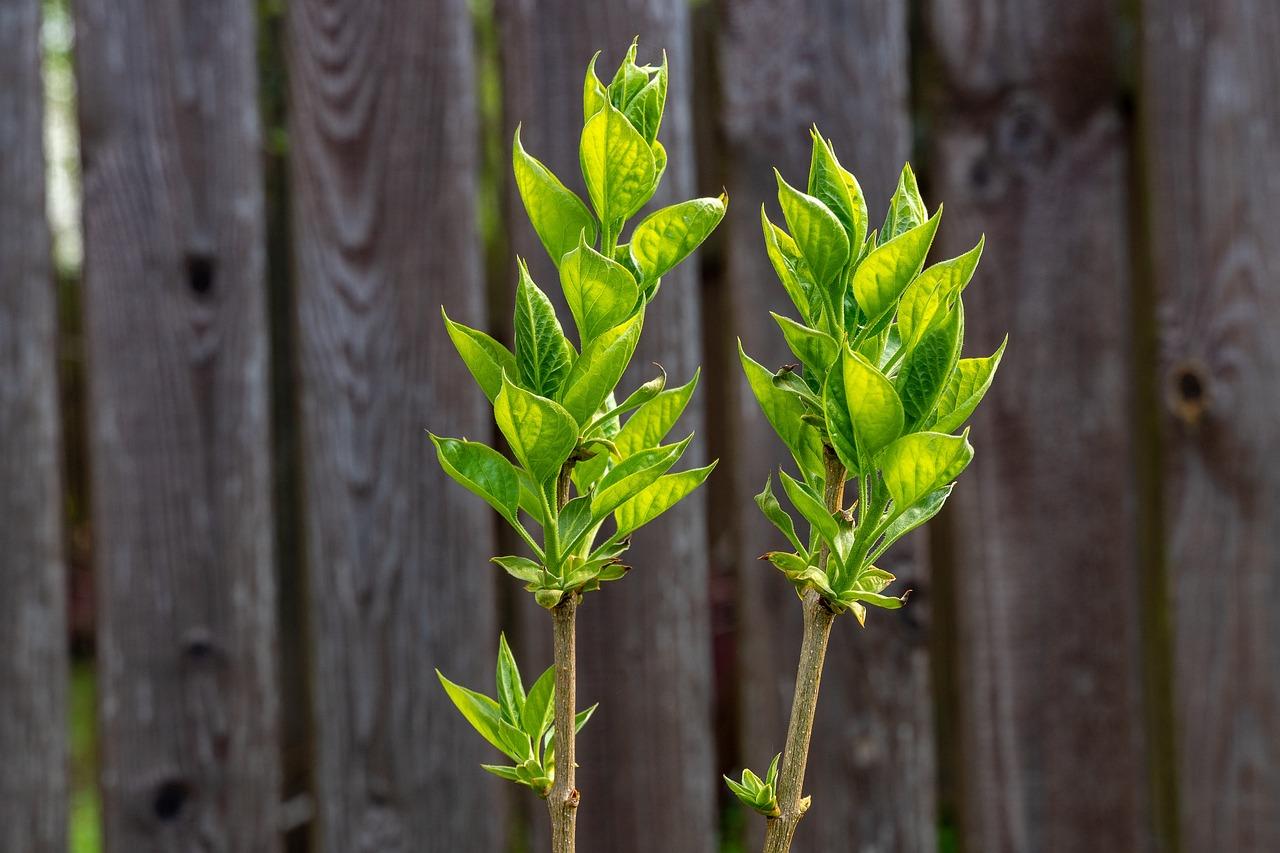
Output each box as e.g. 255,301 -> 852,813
434,41 -> 725,611
437,635 -> 596,796
741,130 -> 1006,623
724,753 -> 796,818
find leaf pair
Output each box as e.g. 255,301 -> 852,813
437,634 -> 597,796
724,754 -> 788,818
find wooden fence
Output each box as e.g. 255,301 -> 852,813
1,0 -> 1277,851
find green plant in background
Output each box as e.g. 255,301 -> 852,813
432,41 -> 724,853
730,132 -> 1005,852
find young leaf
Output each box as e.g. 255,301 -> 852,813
897,237 -> 983,355
772,313 -> 838,379
755,476 -> 806,555
619,51 -> 667,143
869,484 -> 953,562
775,169 -> 849,298
879,430 -> 974,511
629,195 -> 727,284
430,435 -> 521,524
556,495 -> 596,555
522,666 -> 556,740
437,670 -> 509,755
822,360 -> 859,475
739,342 -> 825,481
559,234 -> 639,344
931,336 -> 1007,434
442,308 -> 517,403
897,299 -> 963,424
591,436 -> 691,519
614,462 -> 716,538
612,370 -> 698,456
496,633 -> 527,725
761,207 -> 814,319
807,130 -> 858,244
514,260 -> 573,396
841,349 -> 905,463
849,590 -> 907,610
492,555 -> 544,584
513,127 -> 598,267
495,375 -> 579,485
779,469 -> 840,546
558,313 -> 642,425
481,764 -> 523,783
580,101 -> 657,225
851,211 -> 940,326
882,163 -> 927,241
583,51 -> 608,120
836,163 -> 870,253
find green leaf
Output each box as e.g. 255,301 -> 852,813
897,299 -> 963,424
442,308 -> 517,403
558,313 -> 642,425
869,484 -> 952,562
841,349 -> 905,463
497,717 -> 534,762
437,670 -> 508,755
779,470 -> 839,546
931,336 -> 1006,434
879,430 -> 974,511
580,101 -> 657,225
492,555 -> 544,584
837,165 -> 870,254
480,764 -> 522,783
772,313 -> 838,379
514,259 -> 573,396
608,40 -> 649,110
430,435 -> 520,524
597,366 -> 667,427
739,342 -> 825,481
556,495 -> 595,555
807,130 -> 858,243
776,169 -> 849,297
850,590 -> 906,610
882,163 -> 927,242
853,566 -> 896,594
761,207 -> 814,319
619,50 -> 667,143
614,462 -> 715,538
584,51 -> 608,120
495,375 -> 579,485
629,195 -> 727,285
521,666 -> 556,740
822,360 -> 859,475
559,233 -> 639,344
592,437 -> 690,519
513,127 -> 598,267
851,211 -> 940,326
897,237 -> 983,355
496,633 -> 526,725
575,703 -> 598,732
755,476 -> 806,554
613,370 -> 698,456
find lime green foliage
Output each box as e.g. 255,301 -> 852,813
724,754 -> 794,818
433,41 -> 723,795
739,129 -> 1006,623
438,635 -> 596,797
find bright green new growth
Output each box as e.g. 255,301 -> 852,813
432,41 -> 723,828
730,131 -> 1005,826
436,634 -> 596,795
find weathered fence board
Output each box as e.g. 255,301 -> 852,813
75,0 -> 280,849
286,0 -> 499,849
923,2 -> 1149,850
716,2 -> 934,849
1141,2 -> 1280,849
494,5 -> 718,851
0,1 -> 67,850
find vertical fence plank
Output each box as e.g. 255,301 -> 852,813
75,1 -> 280,849
494,4 -> 717,851
287,1 -> 499,849
1140,2 -> 1280,850
0,2 -> 68,850
716,2 -> 931,849
922,3 -> 1149,851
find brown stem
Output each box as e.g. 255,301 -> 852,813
548,593 -> 579,852
548,462 -> 579,853
762,447 -> 844,852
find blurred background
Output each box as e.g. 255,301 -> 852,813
2,0 -> 1276,851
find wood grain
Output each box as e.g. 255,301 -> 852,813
286,0 -> 500,849
923,1 -> 1149,850
0,1 -> 68,850
494,4 -> 717,851
1140,2 -> 1280,849
715,2 -> 934,849
74,0 -> 280,849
